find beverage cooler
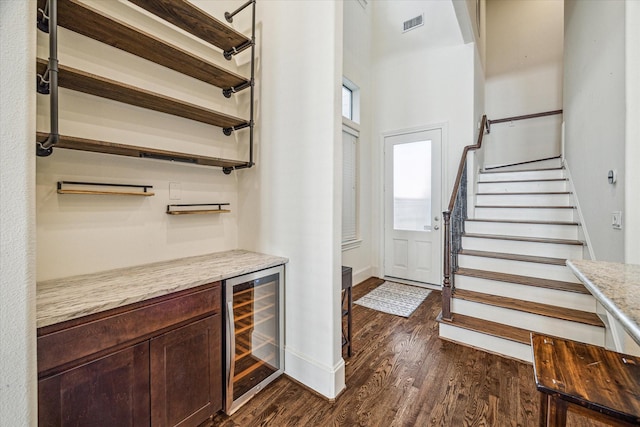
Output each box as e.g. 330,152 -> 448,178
223,265 -> 284,414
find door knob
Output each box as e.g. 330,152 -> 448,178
434,216 -> 440,221
434,225 -> 440,230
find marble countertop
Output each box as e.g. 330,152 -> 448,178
37,249 -> 288,329
567,259 -> 640,345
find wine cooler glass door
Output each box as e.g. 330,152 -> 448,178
225,265 -> 283,414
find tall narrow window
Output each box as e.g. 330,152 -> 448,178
342,127 -> 358,243
341,77 -> 360,246
342,86 -> 353,121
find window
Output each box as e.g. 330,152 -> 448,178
342,86 -> 353,120
341,77 -> 360,247
342,126 -> 358,244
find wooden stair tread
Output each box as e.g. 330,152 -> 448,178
455,268 -> 590,294
463,233 -> 584,246
477,191 -> 572,195
480,167 -> 563,174
453,289 -> 604,327
36,132 -> 246,169
42,0 -> 248,90
479,178 -> 568,184
37,59 -> 247,129
437,312 -> 531,345
458,249 -> 566,265
128,0 -> 250,52
475,205 -> 575,209
465,218 -> 579,226
483,156 -> 562,171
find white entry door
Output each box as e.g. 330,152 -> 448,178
384,129 -> 442,285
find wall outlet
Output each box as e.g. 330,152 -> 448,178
612,211 -> 622,230
169,182 -> 181,200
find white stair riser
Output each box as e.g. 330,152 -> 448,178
484,158 -> 563,172
454,275 -> 596,312
474,207 -> 575,222
439,323 -> 532,363
477,180 -> 567,194
451,299 -> 605,346
476,193 -> 572,206
462,236 -> 584,259
465,221 -> 579,240
478,169 -> 565,182
458,255 -> 580,283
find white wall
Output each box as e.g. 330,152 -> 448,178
485,0 -> 563,167
373,2 -> 473,204
626,0 -> 640,265
237,1 -> 344,398
0,1 -> 37,424
564,0 -> 625,262
35,1 -> 247,280
342,0 -> 375,285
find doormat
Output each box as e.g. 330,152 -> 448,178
354,281 -> 431,318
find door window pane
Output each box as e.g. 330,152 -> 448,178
393,140 -> 432,231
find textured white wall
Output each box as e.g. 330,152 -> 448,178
564,0 -> 625,262
35,0 -> 246,280
626,0 -> 640,264
341,0 -> 375,285
0,1 -> 37,425
484,0 -> 563,167
237,1 -> 344,397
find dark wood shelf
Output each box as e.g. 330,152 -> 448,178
128,0 -> 251,52
37,59 -> 248,129
36,132 -> 247,169
38,0 -> 248,90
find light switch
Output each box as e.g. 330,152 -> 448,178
612,211 -> 622,230
169,182 -> 181,200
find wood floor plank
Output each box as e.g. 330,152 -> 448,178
455,267 -> 590,294
453,289 -> 604,327
211,279 -> 605,426
458,249 -> 567,266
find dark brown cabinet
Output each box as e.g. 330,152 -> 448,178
39,342 -> 150,426
151,315 -> 221,427
37,282 -> 222,427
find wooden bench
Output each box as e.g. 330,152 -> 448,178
531,333 -> 640,426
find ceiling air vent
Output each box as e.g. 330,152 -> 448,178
403,14 -> 424,33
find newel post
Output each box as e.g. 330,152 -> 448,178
442,210 -> 452,320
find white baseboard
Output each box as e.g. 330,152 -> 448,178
284,346 -> 345,399
351,266 -> 374,286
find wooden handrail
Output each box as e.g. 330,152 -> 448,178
486,109 -> 562,133
442,114 -> 487,321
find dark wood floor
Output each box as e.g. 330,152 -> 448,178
213,278 -> 611,426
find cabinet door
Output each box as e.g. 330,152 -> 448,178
38,342 -> 150,427
150,315 -> 221,427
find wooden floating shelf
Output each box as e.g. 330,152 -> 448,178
36,59 -> 248,129
39,0 -> 248,90
57,181 -> 155,196
128,0 -> 251,52
166,203 -> 231,215
36,132 -> 247,170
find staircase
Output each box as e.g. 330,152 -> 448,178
438,157 -> 605,363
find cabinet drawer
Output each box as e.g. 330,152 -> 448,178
38,283 -> 220,376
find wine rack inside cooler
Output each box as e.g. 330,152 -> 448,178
224,265 -> 284,414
